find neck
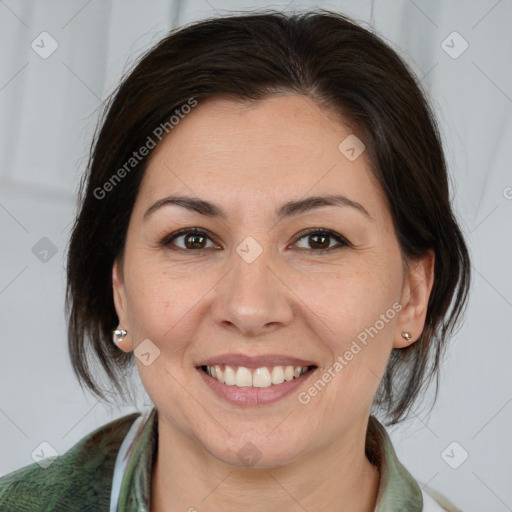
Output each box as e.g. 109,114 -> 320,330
150,415 -> 381,512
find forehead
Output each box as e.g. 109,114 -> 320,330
136,94 -> 387,220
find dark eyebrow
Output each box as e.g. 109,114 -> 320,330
143,194 -> 372,222
277,195 -> 372,221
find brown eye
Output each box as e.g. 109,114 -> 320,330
161,228 -> 218,251
293,229 -> 349,252
182,233 -> 208,249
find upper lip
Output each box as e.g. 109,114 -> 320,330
195,353 -> 317,369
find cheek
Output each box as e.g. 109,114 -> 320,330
123,260 -> 220,362
305,257 -> 402,335
123,265 -> 182,343
304,254 -> 402,385
298,278 -> 400,431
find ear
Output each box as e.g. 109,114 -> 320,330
112,257 -> 134,352
394,249 -> 435,348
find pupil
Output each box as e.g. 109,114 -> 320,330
311,234 -> 328,249
186,234 -> 205,249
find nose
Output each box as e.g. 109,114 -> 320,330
211,243 -> 294,338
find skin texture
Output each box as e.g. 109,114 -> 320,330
112,94 -> 435,512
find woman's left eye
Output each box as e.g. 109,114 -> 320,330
160,228 -> 349,253
292,229 -> 350,252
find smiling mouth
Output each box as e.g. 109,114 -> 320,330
199,364 -> 317,388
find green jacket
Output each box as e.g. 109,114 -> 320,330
0,408 -> 462,511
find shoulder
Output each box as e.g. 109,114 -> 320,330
0,411 -> 141,511
420,484 -> 465,512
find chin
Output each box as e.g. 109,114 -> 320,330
204,434 -> 305,470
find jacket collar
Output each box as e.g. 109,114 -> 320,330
113,407 -> 423,511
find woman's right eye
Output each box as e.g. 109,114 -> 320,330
160,228 -> 219,252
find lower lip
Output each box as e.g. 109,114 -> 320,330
196,366 -> 317,406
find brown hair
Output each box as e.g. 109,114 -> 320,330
65,9 -> 471,426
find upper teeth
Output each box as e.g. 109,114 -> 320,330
205,365 -> 309,388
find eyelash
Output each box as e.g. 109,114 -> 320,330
159,227 -> 350,254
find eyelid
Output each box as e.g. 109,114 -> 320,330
159,227 -> 218,248
291,227 -> 351,250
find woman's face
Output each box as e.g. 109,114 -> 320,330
113,94 -> 433,467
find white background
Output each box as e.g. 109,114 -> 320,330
0,1 -> 511,511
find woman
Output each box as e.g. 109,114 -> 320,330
0,9 -> 470,511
